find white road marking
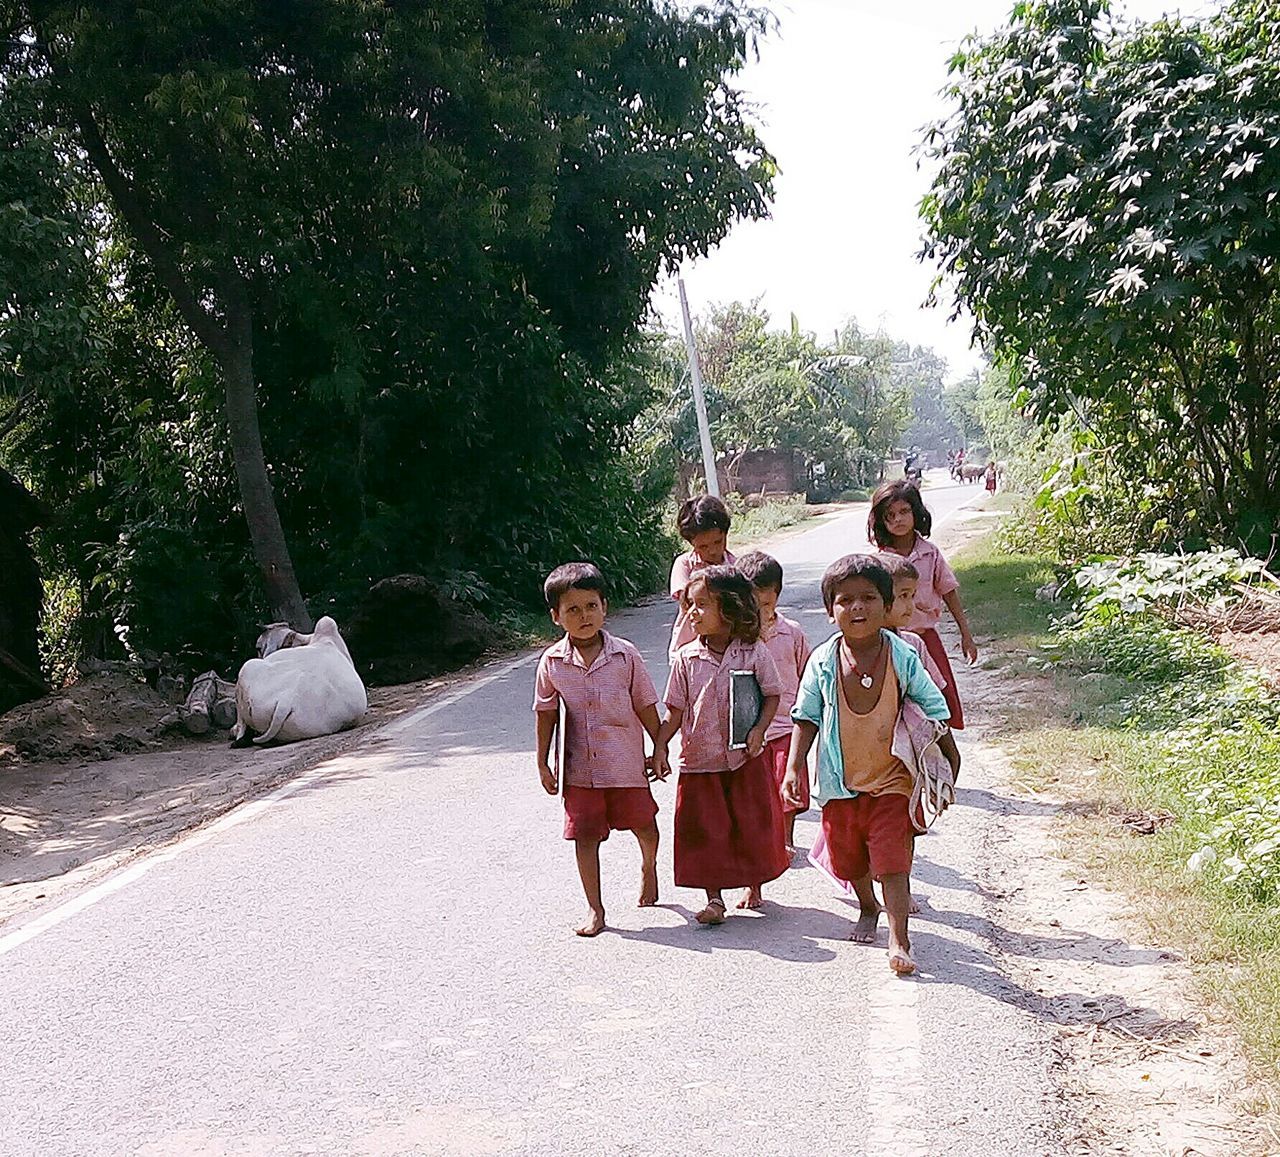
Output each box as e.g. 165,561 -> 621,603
0,650 -> 537,957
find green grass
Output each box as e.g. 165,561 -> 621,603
951,533 -> 1280,1100
729,494 -> 812,545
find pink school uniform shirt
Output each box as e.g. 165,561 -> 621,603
899,628 -> 947,691
532,631 -> 659,789
668,548 -> 737,659
759,613 -> 811,742
887,532 -> 959,632
663,638 -> 782,773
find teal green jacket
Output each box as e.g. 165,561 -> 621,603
791,630 -> 950,803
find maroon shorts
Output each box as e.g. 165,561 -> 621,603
764,734 -> 808,814
563,785 -> 658,843
917,626 -> 964,730
674,754 -> 790,890
821,793 -> 914,882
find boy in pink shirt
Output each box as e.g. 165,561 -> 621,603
737,550 -> 812,864
533,562 -> 663,938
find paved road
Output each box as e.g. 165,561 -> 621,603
0,475 -> 1067,1157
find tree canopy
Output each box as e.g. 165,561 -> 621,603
921,0 -> 1280,551
1,2 -> 775,664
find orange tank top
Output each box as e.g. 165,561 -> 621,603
837,656 -> 912,797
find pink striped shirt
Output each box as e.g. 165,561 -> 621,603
663,638 -> 782,773
759,613 -> 811,742
668,548 -> 736,659
533,631 -> 659,788
899,628 -> 947,691
884,533 -> 959,631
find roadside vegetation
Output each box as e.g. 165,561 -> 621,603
953,531 -> 1280,1094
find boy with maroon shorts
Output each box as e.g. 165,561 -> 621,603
736,551 -> 811,863
534,562 -> 663,938
783,554 -> 958,975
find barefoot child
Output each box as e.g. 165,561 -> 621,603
737,550 -> 811,862
809,552 -> 946,910
783,555 -> 959,974
534,562 -> 663,937
653,566 -> 790,925
868,480 -> 977,729
668,496 -> 735,663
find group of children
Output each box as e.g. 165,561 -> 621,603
532,480 -> 974,974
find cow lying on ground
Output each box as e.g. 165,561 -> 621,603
231,616 -> 367,747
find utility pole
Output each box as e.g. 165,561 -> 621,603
677,278 -> 720,498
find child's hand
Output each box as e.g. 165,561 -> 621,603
649,748 -> 671,781
537,760 -> 558,795
745,726 -> 766,759
781,769 -> 805,810
961,633 -> 979,664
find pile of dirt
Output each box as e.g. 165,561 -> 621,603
0,672 -> 173,763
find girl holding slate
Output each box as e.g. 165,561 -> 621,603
653,566 -> 790,925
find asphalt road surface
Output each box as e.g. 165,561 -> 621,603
0,474 -> 1067,1157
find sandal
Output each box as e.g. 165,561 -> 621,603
695,898 -> 727,926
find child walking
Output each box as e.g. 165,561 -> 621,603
653,566 -> 790,925
867,480 -> 976,729
668,495 -> 735,663
808,552 -> 946,907
737,550 -> 812,861
784,554 -> 959,974
534,562 -> 663,938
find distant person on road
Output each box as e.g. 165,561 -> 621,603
737,550 -> 812,862
867,480 -> 976,729
984,460 -> 998,494
668,495 -> 735,663
534,562 -> 664,938
783,555 -> 959,975
653,567 -> 789,926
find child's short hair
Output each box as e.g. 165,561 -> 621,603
867,480 -> 933,548
877,553 -> 920,583
543,561 -> 607,611
687,565 -> 760,644
735,550 -> 783,593
677,495 -> 732,541
820,554 -> 894,612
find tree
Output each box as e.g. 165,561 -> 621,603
2,2 -> 775,662
2,1 -> 774,635
921,0 -> 1280,551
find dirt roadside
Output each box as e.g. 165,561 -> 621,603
938,507 -> 1279,1156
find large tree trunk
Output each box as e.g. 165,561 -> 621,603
222,290 -> 313,632
64,103 -> 313,632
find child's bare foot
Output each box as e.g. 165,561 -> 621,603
638,867 -> 659,907
909,894 -> 921,915
736,886 -> 763,909
576,910 -> 606,937
695,898 -> 727,925
852,905 -> 881,943
888,934 -> 916,975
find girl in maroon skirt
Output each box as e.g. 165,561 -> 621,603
867,480 -> 976,729
652,567 -> 790,925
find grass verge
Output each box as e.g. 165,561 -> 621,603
951,531 -> 1280,1102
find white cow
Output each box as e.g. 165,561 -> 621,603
231,616 -> 367,746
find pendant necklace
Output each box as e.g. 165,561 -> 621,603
845,641 -> 880,689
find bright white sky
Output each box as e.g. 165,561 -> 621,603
654,0 -> 1215,383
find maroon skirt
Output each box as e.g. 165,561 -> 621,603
917,626 -> 964,730
674,754 -> 790,890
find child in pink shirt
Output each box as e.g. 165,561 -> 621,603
737,550 -> 811,862
534,562 -> 662,938
868,480 -> 976,729
668,495 -> 735,663
653,566 -> 789,926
